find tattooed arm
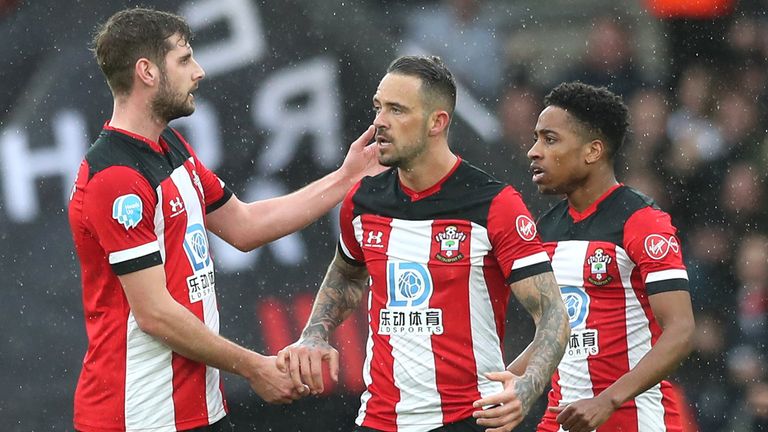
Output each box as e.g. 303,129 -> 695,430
276,249 -> 370,395
473,271 -> 570,432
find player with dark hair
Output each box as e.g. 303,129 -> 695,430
517,81 -> 695,432
277,55 -> 570,432
68,7 -> 382,432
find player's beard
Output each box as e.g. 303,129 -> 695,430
151,72 -> 195,123
377,127 -> 429,169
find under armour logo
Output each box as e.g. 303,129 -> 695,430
644,234 -> 679,260
169,197 -> 185,216
367,230 -> 383,245
515,215 -> 537,241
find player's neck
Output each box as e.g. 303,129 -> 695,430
109,97 -> 168,143
566,169 -> 618,213
397,146 -> 458,193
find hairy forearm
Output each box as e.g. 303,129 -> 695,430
301,258 -> 368,341
513,273 -> 570,413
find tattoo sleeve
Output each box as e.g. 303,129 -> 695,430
510,271 -> 570,414
301,250 -> 370,342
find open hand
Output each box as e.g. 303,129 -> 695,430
338,125 -> 386,181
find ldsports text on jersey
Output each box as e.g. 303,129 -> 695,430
338,159 -> 552,432
68,124 -> 232,431
536,185 -> 689,432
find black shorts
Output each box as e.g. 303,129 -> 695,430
353,416 -> 485,432
182,417 -> 235,432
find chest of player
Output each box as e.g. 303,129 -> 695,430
545,240 -> 634,292
154,160 -> 215,301
355,214 -> 492,267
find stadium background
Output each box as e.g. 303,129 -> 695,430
1,0 -> 766,430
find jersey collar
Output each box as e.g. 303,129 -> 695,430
103,121 -> 168,154
568,183 -> 623,222
399,156 -> 462,202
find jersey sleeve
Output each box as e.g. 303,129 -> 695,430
337,182 -> 365,266
624,206 -> 689,295
487,186 -> 552,285
82,166 -> 162,275
172,128 -> 233,213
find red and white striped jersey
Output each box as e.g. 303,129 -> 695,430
338,158 -> 552,432
536,185 -> 689,432
68,124 -> 232,431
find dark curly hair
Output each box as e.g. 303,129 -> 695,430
544,82 -> 629,160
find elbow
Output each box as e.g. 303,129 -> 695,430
132,308 -> 167,338
232,241 -> 253,253
679,318 -> 696,357
230,237 -> 266,252
665,317 -> 696,361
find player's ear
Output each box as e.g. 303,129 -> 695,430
428,110 -> 450,137
135,58 -> 159,87
585,139 -> 605,164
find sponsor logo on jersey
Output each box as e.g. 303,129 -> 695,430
169,196 -> 185,217
561,286 -> 598,358
561,286 -> 589,328
644,234 -> 679,260
183,223 -> 215,302
434,225 -> 466,263
112,194 -> 143,230
515,215 -> 537,241
586,248 -> 613,286
364,230 -> 384,248
186,270 -> 215,303
566,329 -> 599,359
381,262 -> 442,335
183,224 -> 211,271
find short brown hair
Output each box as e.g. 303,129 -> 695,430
387,55 -> 457,116
92,8 -> 192,95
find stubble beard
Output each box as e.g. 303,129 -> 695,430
378,131 -> 428,170
151,73 -> 195,123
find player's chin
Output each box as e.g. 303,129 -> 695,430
535,183 -> 559,195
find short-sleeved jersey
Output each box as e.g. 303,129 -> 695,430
68,124 -> 233,432
536,185 -> 688,432
338,159 -> 552,432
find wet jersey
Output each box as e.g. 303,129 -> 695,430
68,124 -> 232,431
536,185 -> 688,432
338,159 -> 552,432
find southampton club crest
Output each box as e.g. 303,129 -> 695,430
586,248 -> 613,286
434,225 -> 466,263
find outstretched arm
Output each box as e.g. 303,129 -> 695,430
119,266 -> 304,404
473,271 -> 570,432
277,249 -> 370,394
551,290 -> 694,432
206,126 -> 384,251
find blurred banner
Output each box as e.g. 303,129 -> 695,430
0,1 -> 516,430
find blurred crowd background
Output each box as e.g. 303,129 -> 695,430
1,0 -> 767,430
